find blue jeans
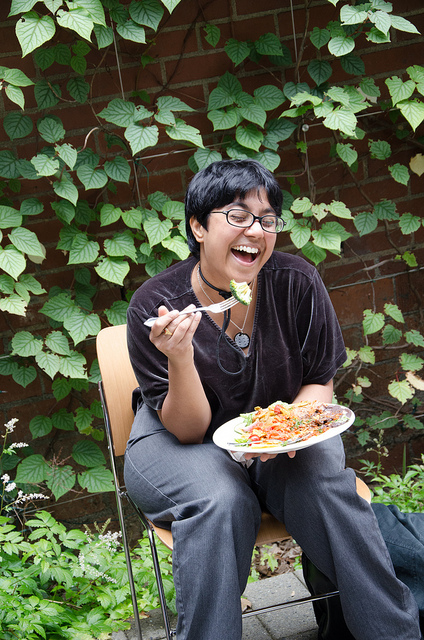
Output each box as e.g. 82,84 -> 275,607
124,403 -> 421,640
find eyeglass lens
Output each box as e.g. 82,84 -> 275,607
226,209 -> 284,233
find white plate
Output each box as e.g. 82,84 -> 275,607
213,403 -> 355,454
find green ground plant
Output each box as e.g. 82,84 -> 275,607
0,0 -> 423,502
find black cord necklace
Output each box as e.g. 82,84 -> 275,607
198,265 -> 247,375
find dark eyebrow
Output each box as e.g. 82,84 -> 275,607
228,201 -> 277,214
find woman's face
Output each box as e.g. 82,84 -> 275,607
190,188 -> 277,289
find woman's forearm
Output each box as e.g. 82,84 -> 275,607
293,379 -> 334,404
159,353 -> 212,444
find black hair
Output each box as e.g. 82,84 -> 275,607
185,159 -> 283,258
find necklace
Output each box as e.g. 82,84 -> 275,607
196,264 -> 252,349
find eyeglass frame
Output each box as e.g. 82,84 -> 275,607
209,209 -> 286,234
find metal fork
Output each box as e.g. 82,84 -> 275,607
143,296 -> 239,327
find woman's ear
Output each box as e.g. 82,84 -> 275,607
189,216 -> 205,244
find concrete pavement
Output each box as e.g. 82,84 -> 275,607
112,570 -> 319,640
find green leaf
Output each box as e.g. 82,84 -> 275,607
72,440 -> 106,467
358,345 -> 375,364
192,148 -> 222,170
41,292 -> 74,322
388,163 -> 409,185
51,379 -> 72,402
74,0 -> 106,25
78,465 -> 114,493
55,143 -> 78,170
323,107 -> 357,136
3,112 -> 33,140
291,197 -> 312,213
390,14 -> 420,35
0,205 -> 22,229
166,119 -> 203,147
0,245 -> 26,279
327,200 -> 353,219
77,165 -> 108,190
384,302 -> 404,324
254,149 -> 281,172
162,235 -> 190,260
340,53 -> 365,76
104,156 -> 131,183
369,139 -> 391,160
9,0 -> 39,16
0,150 -> 20,179
68,233 -> 100,265
45,331 -> 71,356
208,108 -> 238,131
116,19 -> 146,42
308,59 -> 332,85
15,454 -> 49,484
29,415 -> 53,438
385,77 -> 415,105
311,226 -> 342,253
13,364 -> 37,387
67,76 -> 90,102
388,380 -> 414,404
104,300 -> 129,325
93,23 -> 114,48
363,309 -> 385,335
33,46 -> 55,71
369,9 -> 392,35
340,5 -> 369,25
237,103 -> 266,129
64,310 -> 101,345
336,142 -> 357,166
397,99 -> 424,131
290,223 -> 311,248
399,213 -> 421,235
5,84 -> 25,109
98,98 -> 138,126
301,242 -> 327,265
35,350 -> 61,378
31,153 -> 59,176
399,353 -> 423,372
255,32 -> 283,56
235,123 -> 263,151
374,199 -> 398,221
366,26 -> 391,44
354,211 -> 378,236
253,85 -> 285,111
56,7 -> 94,41
328,35 -> 355,57
125,123 -> 159,155
37,116 -> 66,143
0,294 -> 27,316
95,256 -> 130,285
382,324 -> 402,344
46,465 -> 75,500
34,78 -> 61,109
310,27 -> 330,49
100,203 -> 122,226
129,0 -> 163,29
225,38 -> 250,66
8,226 -> 45,257
203,23 -> 220,47
104,232 -> 136,260
144,215 -> 172,246
59,351 -> 87,378
53,178 -> 79,205
11,330 -> 43,357
15,12 -> 56,57
405,329 -> 424,347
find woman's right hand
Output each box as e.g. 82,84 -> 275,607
149,304 -> 201,360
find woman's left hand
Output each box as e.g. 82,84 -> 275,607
243,451 -> 296,462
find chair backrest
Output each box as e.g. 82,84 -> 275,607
96,324 -> 138,456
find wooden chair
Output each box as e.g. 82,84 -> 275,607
96,324 -> 371,640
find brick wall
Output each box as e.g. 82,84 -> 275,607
1,0 -> 423,524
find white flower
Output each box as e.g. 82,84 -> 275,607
4,418 -> 18,433
9,442 -> 29,449
1,474 -> 10,484
4,482 -> 16,492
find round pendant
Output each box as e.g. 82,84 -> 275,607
234,332 -> 250,349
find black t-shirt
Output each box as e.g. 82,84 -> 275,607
127,252 -> 346,435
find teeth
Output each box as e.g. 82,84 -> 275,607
233,245 -> 259,254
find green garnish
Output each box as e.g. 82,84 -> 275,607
229,280 -> 252,305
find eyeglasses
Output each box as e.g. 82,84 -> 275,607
210,209 -> 285,233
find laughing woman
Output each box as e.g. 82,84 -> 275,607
124,159 -> 421,640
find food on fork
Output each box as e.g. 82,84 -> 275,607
229,280 -> 252,305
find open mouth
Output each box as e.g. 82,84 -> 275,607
231,245 -> 260,263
